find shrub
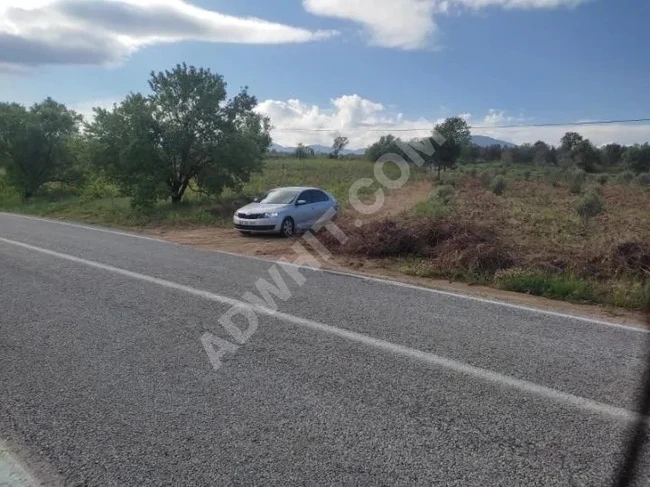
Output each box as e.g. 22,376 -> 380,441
435,185 -> 455,205
413,197 -> 450,219
596,174 -> 609,185
490,175 -> 507,196
616,170 -> 635,185
634,172 -> 650,187
479,171 -> 493,188
523,170 -> 532,181
80,176 -> 120,202
569,168 -> 586,194
576,191 -> 604,223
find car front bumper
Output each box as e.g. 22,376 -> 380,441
233,216 -> 282,233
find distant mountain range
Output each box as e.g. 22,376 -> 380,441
470,135 -> 517,148
270,135 -> 516,155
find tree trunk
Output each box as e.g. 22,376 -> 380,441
170,179 -> 189,205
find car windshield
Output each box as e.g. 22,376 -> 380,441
259,189 -> 300,205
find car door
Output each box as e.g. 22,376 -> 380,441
310,190 -> 333,224
293,190 -> 317,229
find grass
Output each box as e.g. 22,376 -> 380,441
0,157 -> 426,227
493,269 -> 650,309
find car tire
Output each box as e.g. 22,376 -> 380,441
280,217 -> 295,238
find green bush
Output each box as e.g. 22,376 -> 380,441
0,175 -> 21,207
616,170 -> 635,185
523,170 -> 532,181
634,172 -> 650,187
434,184 -> 456,205
596,174 -> 609,185
569,168 -> 586,194
490,175 -> 507,196
576,190 -> 604,223
80,176 -> 120,202
479,170 -> 493,188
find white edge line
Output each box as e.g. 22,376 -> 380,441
0,235 -> 643,424
0,440 -> 38,487
0,212 -> 170,244
2,212 -> 647,334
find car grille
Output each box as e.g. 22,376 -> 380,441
235,224 -> 276,231
237,213 -> 265,220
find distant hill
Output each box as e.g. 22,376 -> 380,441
270,135 -> 516,156
471,135 -> 517,148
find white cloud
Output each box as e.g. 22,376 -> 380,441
0,0 -> 337,69
257,94 -> 650,149
303,0 -> 438,49
257,94 -> 436,148
303,0 -> 592,49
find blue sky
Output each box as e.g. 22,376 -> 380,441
1,0 -> 648,148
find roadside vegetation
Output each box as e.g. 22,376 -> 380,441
1,63 -> 649,310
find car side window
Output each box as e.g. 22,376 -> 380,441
298,191 -> 313,204
313,190 -> 329,203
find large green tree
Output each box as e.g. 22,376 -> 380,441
601,143 -> 626,167
560,132 -> 584,154
571,139 -> 601,172
0,98 -> 82,199
294,143 -> 314,159
623,143 -> 650,174
88,64 -> 271,207
366,135 -> 402,162
431,117 -> 471,176
330,136 -> 349,159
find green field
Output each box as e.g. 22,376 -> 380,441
0,158 -> 427,228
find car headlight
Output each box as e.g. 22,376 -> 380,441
263,212 -> 279,218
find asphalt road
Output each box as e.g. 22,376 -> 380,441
1,212 -> 649,486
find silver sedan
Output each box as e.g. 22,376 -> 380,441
233,187 -> 339,237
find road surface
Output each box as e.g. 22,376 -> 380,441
1,212 -> 648,486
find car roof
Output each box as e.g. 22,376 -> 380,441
269,186 -> 323,192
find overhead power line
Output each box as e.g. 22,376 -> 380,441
271,117 -> 650,133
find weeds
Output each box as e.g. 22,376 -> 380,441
491,175 -> 507,196
576,190 -> 605,224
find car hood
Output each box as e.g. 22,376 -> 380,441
236,203 -> 290,214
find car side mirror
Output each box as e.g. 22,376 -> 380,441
296,199 -> 307,206
253,197 -> 260,203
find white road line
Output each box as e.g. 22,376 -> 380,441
1,211 -> 648,334
0,235 -> 643,423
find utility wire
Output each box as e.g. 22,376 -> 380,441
271,117 -> 650,133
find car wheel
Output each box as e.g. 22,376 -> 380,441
280,217 -> 295,238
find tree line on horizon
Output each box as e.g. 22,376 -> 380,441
1,63 -> 649,208
290,126 -> 650,175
